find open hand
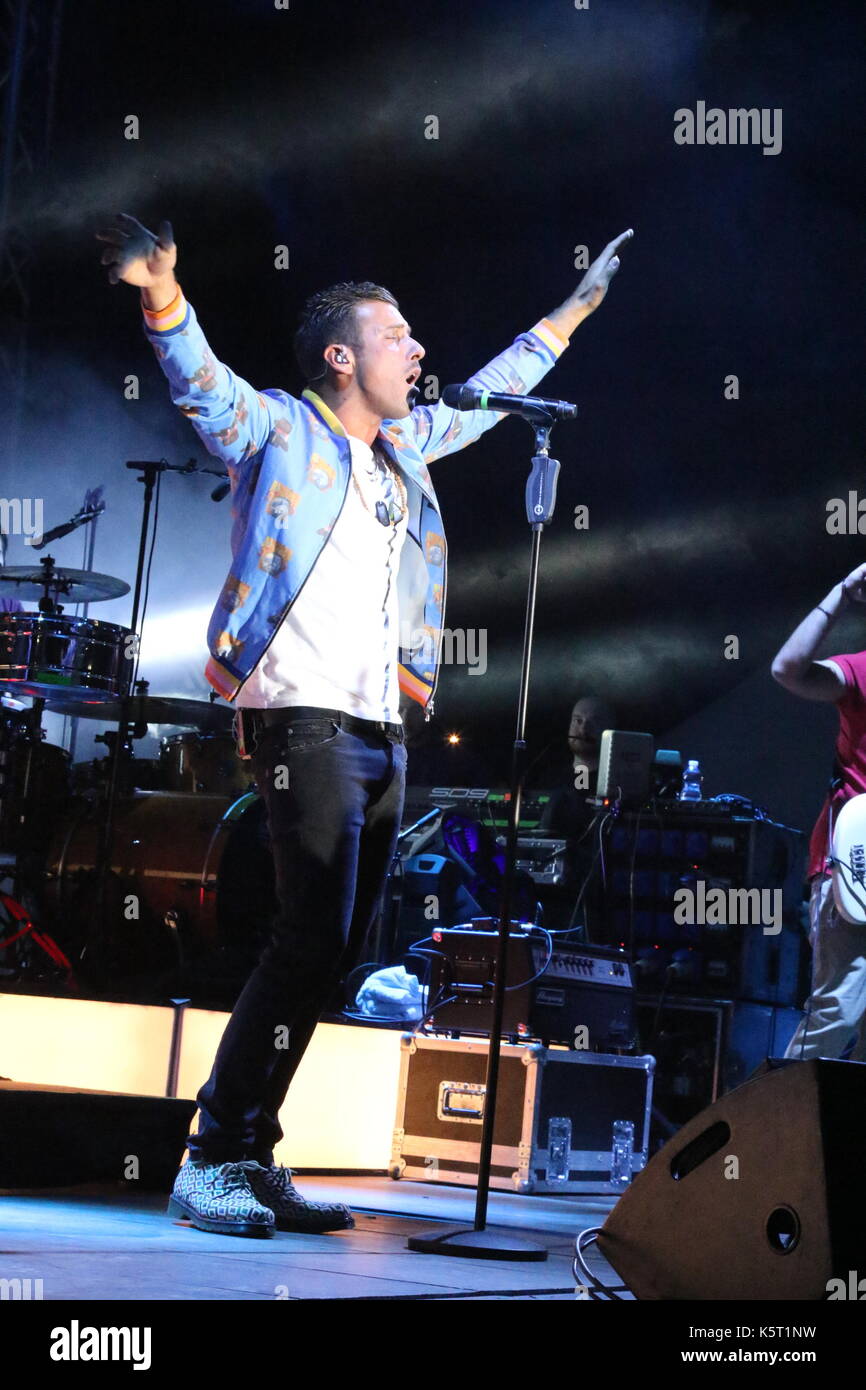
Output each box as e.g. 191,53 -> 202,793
574,229 -> 634,313
842,562 -> 866,604
95,213 -> 176,287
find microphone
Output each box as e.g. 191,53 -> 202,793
211,481 -> 231,502
31,520 -> 79,550
442,383 -> 578,421
31,503 -> 105,551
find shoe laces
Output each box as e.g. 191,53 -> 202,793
215,1162 -> 259,1196
239,1160 -> 290,1179
245,1162 -> 301,1196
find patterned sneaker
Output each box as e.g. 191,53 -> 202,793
167,1159 -> 275,1238
238,1162 -> 355,1233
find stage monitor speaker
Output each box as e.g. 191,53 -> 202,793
0,1082 -> 195,1190
597,1058 -> 866,1300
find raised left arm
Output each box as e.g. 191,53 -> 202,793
409,229 -> 633,463
545,228 -> 634,340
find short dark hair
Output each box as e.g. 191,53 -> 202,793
571,693 -> 617,718
294,280 -> 400,384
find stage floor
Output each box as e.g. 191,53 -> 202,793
0,1175 -> 628,1301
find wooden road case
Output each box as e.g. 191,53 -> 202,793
390,1033 -> 655,1194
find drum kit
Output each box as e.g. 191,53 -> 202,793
0,553 -> 273,999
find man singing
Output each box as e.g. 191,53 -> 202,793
97,212 -> 632,1237
771,561 -> 866,1063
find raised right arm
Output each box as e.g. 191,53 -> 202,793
141,284 -> 275,469
770,564 -> 866,701
96,213 -> 283,470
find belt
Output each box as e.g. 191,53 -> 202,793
258,705 -> 404,742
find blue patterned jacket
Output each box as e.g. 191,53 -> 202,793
142,287 -> 568,714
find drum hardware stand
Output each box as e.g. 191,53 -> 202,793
0,543 -> 132,972
15,695 -> 46,853
66,489 -> 104,765
92,682 -> 150,793
24,555 -> 67,615
407,406 -> 571,1263
19,555 -> 72,845
0,697 -> 49,889
84,457 -> 201,978
165,997 -> 191,1098
4,550 -> 94,833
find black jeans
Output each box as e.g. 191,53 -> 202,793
187,712 -> 407,1165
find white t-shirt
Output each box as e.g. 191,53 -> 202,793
236,435 -> 408,720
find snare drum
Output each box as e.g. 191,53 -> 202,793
0,611 -> 134,703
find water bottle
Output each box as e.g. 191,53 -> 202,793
610,1119 -> 634,1191
679,758 -> 703,803
547,1116 -> 572,1183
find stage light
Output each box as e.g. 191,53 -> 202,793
453,495 -> 814,608
136,604 -> 212,668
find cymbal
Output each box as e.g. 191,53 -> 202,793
0,566 -> 130,603
46,693 -> 234,731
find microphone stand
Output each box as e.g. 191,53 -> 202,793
408,408 -> 565,1261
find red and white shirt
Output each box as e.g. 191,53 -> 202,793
808,649 -> 866,878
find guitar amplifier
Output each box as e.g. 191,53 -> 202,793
425,922 -> 635,1049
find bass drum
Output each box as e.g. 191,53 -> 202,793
0,727 -> 70,856
45,790 -> 276,1003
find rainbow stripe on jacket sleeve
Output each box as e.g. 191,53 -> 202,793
141,284 -> 190,335
527,317 -> 570,360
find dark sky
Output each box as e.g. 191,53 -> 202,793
5,0 -> 866,785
